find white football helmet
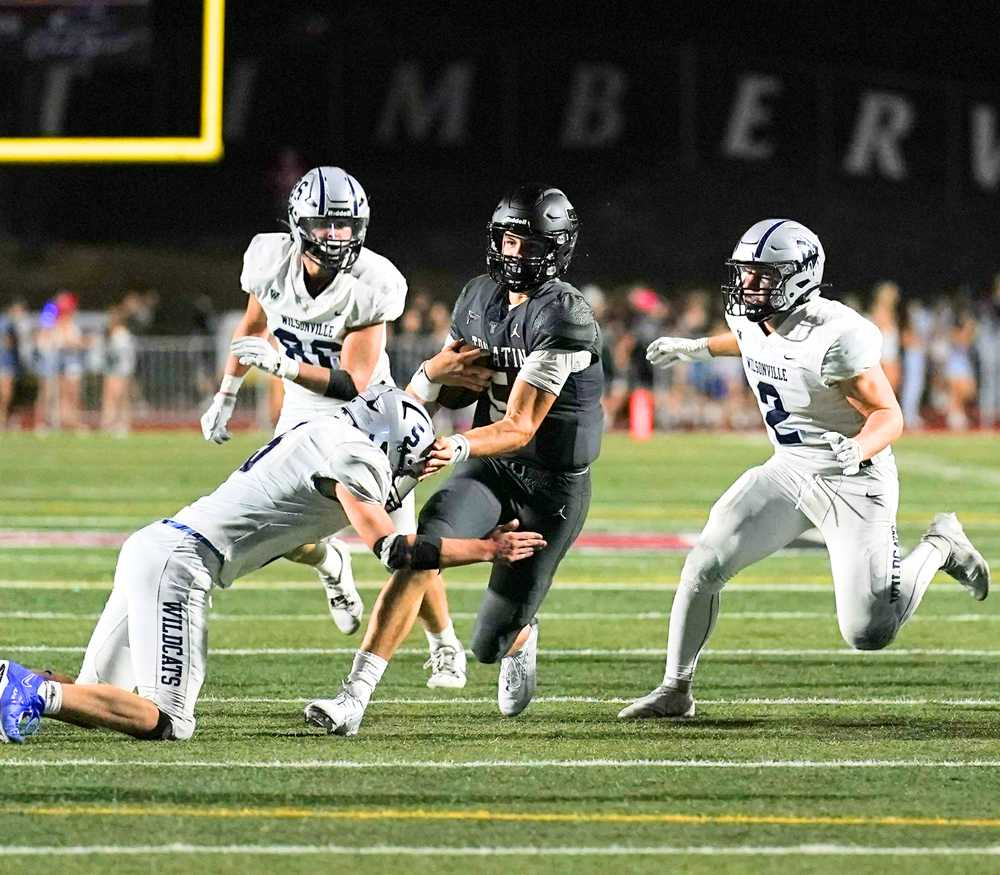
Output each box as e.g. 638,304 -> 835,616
287,167 -> 370,272
339,386 -> 435,498
723,218 -> 825,322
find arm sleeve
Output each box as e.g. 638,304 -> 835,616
820,317 -> 884,385
529,289 -> 599,353
315,441 -> 392,506
346,249 -> 407,326
517,349 -> 593,396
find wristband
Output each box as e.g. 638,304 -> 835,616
448,434 -> 471,465
278,356 -> 300,381
688,337 -> 712,361
409,362 -> 441,402
220,374 -> 244,395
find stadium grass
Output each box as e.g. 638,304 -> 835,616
1,430 -> 999,873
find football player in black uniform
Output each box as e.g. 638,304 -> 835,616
305,185 -> 604,736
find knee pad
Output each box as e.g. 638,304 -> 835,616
840,618 -> 898,651
679,543 -> 728,595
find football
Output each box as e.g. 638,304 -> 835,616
436,385 -> 483,409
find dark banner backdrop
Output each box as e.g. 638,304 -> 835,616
1,1 -> 999,300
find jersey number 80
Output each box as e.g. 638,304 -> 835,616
274,328 -> 342,367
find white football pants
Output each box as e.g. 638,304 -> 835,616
663,453 -> 946,686
77,522 -> 216,740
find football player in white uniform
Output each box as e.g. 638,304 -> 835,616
200,167 -> 490,688
0,388 -> 544,744
620,219 -> 992,720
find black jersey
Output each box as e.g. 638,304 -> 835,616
449,275 -> 604,471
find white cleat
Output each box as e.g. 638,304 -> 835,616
922,512 -> 991,601
424,645 -> 468,689
303,689 -> 366,737
617,684 -> 695,720
498,622 -> 538,717
320,541 -> 363,634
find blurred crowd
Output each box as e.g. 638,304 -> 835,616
3,276 -> 999,434
0,288 -> 160,435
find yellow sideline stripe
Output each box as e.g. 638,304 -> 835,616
9,804 -> 1000,830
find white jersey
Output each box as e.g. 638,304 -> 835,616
174,417 -> 391,587
725,295 -> 889,474
241,233 -> 407,420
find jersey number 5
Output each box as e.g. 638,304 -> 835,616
757,381 -> 802,446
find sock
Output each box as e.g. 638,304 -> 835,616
425,620 -> 461,652
40,680 -> 63,715
316,544 -> 344,581
895,541 -> 947,626
662,584 -> 720,691
344,650 -> 388,707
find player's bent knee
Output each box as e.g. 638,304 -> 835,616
840,618 -> 898,651
470,629 -> 503,664
680,543 -> 729,595
132,708 -> 194,742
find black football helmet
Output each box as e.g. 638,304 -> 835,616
486,185 -> 579,293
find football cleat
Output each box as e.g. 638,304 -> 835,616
0,660 -> 46,744
319,541 -> 363,635
304,689 -> 366,737
498,622 -> 538,717
617,684 -> 696,720
424,645 -> 468,689
921,512 -> 991,601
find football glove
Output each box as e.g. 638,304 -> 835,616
231,337 -> 300,380
822,430 -> 863,476
200,392 -> 238,444
646,336 -> 711,368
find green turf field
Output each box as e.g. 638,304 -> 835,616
1,430 -> 999,873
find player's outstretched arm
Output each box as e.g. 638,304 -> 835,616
336,483 -> 545,569
201,296 -> 269,444
421,379 -> 556,477
646,331 -> 740,368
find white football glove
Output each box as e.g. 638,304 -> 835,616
646,336 -> 711,369
231,337 -> 300,380
822,430 -> 863,475
200,392 -> 238,444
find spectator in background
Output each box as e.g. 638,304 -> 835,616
901,296 -> 933,428
121,287 -> 160,335
945,307 -> 977,431
389,307 -> 430,388
34,291 -> 86,433
868,281 -> 902,393
99,305 -> 136,437
0,300 -> 26,429
976,275 -> 1000,428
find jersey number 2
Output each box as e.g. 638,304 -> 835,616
757,381 -> 802,446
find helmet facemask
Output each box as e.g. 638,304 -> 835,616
723,261 -> 799,323
295,215 -> 368,273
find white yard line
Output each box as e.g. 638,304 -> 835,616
0,579 -> 974,593
2,758 -> 1000,770
3,843 -> 1000,858
3,609 -> 998,623
194,695 -> 1000,707
896,453 -> 1000,487
6,645 -> 1000,658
